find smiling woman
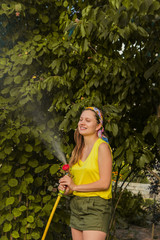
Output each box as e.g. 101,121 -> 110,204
58,107 -> 113,240
78,110 -> 100,137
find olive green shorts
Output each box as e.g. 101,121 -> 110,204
70,196 -> 112,234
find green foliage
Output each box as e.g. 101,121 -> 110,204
115,190 -> 148,226
0,0 -> 160,238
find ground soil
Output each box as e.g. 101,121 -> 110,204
115,224 -> 160,240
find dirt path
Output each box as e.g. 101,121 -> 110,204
115,224 -> 160,240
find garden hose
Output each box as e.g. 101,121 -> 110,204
41,164 -> 69,240
41,190 -> 65,240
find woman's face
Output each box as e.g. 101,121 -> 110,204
78,110 -> 101,136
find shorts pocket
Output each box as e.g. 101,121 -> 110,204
93,198 -> 112,213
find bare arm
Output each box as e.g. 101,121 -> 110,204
59,143 -> 112,192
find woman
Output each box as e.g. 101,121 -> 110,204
58,107 -> 112,240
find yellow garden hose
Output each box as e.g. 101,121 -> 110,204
41,190 -> 65,240
41,164 -> 69,239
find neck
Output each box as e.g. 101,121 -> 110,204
83,134 -> 99,147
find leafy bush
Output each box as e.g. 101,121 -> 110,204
115,190 -> 148,227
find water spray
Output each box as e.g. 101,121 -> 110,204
41,164 -> 70,240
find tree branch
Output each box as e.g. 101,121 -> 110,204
146,166 -> 160,182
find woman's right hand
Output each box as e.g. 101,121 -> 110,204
58,183 -> 71,195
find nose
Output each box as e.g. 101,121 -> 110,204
79,120 -> 85,125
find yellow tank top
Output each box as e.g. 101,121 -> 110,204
70,138 -> 112,199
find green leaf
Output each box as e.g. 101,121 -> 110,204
19,155 -> 28,164
82,5 -> 92,17
15,3 -> 22,11
2,164 -> 12,173
8,178 -> 18,187
50,164 -> 59,175
15,168 -> 25,177
47,119 -> 55,128
29,8 -> 37,14
118,26 -> 130,39
34,206 -> 42,213
26,57 -> 33,65
63,1 -> 68,7
10,88 -> 19,97
122,0 -> 131,9
41,16 -> 49,23
152,124 -> 159,138
34,177 -> 43,186
24,173 -> 34,184
27,216 -> 34,223
148,1 -> 160,14
28,159 -> 38,168
31,231 -> 41,240
83,38 -> 89,52
0,215 -> 5,225
80,23 -> 86,37
2,4 -> 10,11
0,237 -> 8,240
43,195 -> 51,203
35,164 -> 49,173
137,26 -> 149,37
25,144 -> 33,152
71,68 -> 78,79
4,146 -> 12,155
111,123 -> 118,136
20,226 -> 27,234
19,206 -> 27,211
144,62 -> 159,80
19,96 -> 31,105
0,151 -> 6,159
4,76 -> 13,85
3,223 -> 12,232
11,231 -> 20,238
126,149 -> 134,163
113,146 -> 124,158
12,208 -> 22,217
6,197 -> 15,206
21,218 -> 27,226
28,195 -> 35,201
14,76 -> 21,84
34,35 -> 42,41
5,213 -> 13,222
43,150 -> 54,160
21,126 -> 30,134
138,154 -> 150,168
42,204 -> 53,214
37,219 -> 44,227
1,185 -> 10,193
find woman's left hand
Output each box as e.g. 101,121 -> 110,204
59,175 -> 76,191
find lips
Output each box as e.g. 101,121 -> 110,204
80,126 -> 87,130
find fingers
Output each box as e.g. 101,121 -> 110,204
58,183 -> 66,192
59,175 -> 71,184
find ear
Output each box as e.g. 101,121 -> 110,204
96,123 -> 102,131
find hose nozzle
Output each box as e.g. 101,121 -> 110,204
58,164 -> 70,196
62,164 -> 70,172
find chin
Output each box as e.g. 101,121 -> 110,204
79,131 -> 86,136
79,130 -> 87,136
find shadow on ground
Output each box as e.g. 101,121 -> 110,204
115,224 -> 160,240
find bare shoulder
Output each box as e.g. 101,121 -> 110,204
98,142 -> 112,159
99,142 -> 111,152
98,142 -> 112,166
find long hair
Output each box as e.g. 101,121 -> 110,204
69,128 -> 84,167
69,109 -> 102,167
